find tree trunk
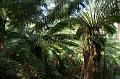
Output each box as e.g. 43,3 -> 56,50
0,16 -> 6,53
82,32 -> 90,79
83,29 -> 101,79
83,44 -> 100,79
0,12 -> 6,78
0,34 -> 4,53
0,22 -> 5,53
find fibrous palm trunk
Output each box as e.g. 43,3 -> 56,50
0,20 -> 5,53
0,17 -> 6,78
82,32 -> 90,79
83,29 -> 101,79
0,35 -> 4,53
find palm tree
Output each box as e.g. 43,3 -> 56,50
73,0 -> 120,79
0,0 -> 84,79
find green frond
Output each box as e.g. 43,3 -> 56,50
59,40 -> 79,47
52,34 -> 76,40
48,20 -> 68,35
48,45 -> 62,54
103,23 -> 116,36
57,43 -> 75,54
75,27 -> 84,39
24,52 -> 46,79
0,56 -> 23,78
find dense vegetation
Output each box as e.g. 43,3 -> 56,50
0,0 -> 120,79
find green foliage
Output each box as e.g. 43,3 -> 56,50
0,0 -> 120,79
0,0 -> 83,79
100,39 -> 120,79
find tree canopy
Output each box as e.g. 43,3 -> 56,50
0,0 -> 120,79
